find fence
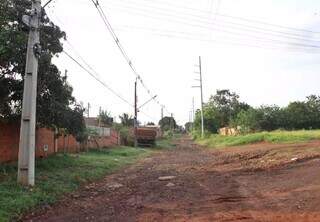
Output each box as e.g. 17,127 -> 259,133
0,122 -> 119,163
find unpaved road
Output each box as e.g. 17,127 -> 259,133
24,137 -> 320,221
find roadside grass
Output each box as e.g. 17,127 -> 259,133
0,146 -> 150,222
156,133 -> 181,150
156,137 -> 176,149
195,130 -> 320,148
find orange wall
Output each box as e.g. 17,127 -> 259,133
0,123 -> 120,163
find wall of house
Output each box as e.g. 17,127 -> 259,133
0,122 -> 120,163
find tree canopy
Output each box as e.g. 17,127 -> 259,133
193,90 -> 249,133
119,113 -> 134,127
194,89 -> 320,134
98,110 -> 113,126
0,0 -> 85,139
159,116 -> 177,131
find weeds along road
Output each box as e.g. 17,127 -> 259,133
25,136 -> 320,222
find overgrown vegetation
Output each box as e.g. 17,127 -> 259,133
191,89 -> 320,134
0,147 -> 150,222
194,130 -> 320,148
156,132 -> 181,149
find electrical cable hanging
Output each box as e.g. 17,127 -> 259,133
63,50 -> 133,107
89,0 -> 170,114
105,3 -> 320,51
45,5 -> 162,121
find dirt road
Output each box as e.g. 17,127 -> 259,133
25,137 -> 320,221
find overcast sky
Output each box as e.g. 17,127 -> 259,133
45,0 -> 320,125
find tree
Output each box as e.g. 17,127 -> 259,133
208,89 -> 250,127
98,110 -> 113,126
231,108 -> 262,133
185,122 -> 193,132
158,116 -> 177,131
285,101 -> 310,130
119,113 -> 134,127
146,122 -> 155,126
0,0 -> 85,140
194,105 -> 221,133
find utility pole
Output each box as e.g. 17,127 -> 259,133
98,106 -> 102,127
161,105 -> 164,120
192,97 -> 195,131
64,69 -> 68,81
134,80 -> 138,147
192,56 -> 204,138
87,102 -> 90,118
18,0 -> 41,186
199,56 -> 204,138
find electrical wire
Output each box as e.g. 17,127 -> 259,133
105,0 -> 320,35
105,4 -> 320,51
105,0 -> 320,42
114,26 -> 320,54
89,0 -> 168,112
46,5 -> 162,121
63,50 -> 134,107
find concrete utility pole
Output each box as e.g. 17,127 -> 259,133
18,0 -> 42,186
87,102 -> 90,118
134,80 -> 138,147
64,69 -> 68,81
192,56 -> 204,138
199,56 -> 204,138
161,105 -> 164,120
192,97 -> 195,131
98,106 -> 102,127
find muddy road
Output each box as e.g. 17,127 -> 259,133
25,137 -> 320,221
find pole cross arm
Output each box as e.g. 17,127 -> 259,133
43,0 -> 54,8
138,95 -> 157,109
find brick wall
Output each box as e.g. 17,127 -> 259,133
0,123 -> 120,163
86,129 -> 120,149
0,123 -> 20,163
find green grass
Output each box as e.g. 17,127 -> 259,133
156,137 -> 176,149
195,130 -> 320,148
155,133 -> 181,150
0,146 -> 150,222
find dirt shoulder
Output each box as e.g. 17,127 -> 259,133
24,137 -> 320,222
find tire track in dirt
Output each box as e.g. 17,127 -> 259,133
24,136 -> 320,222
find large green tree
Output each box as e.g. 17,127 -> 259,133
0,0 -> 85,139
119,113 -> 134,127
208,89 -> 250,127
98,110 -> 113,126
159,116 -> 177,131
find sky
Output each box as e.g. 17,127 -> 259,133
45,0 -> 320,126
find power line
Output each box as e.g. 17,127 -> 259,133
105,4 -> 320,50
89,0 -> 167,110
64,49 -> 160,121
63,50 -> 134,107
105,0 -> 320,35
216,13 -> 320,35
114,26 -> 320,54
105,0 -> 320,44
46,6 -> 161,121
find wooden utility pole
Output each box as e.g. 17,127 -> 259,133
134,80 -> 138,147
18,0 -> 41,186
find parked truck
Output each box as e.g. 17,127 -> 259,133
135,127 -> 157,147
